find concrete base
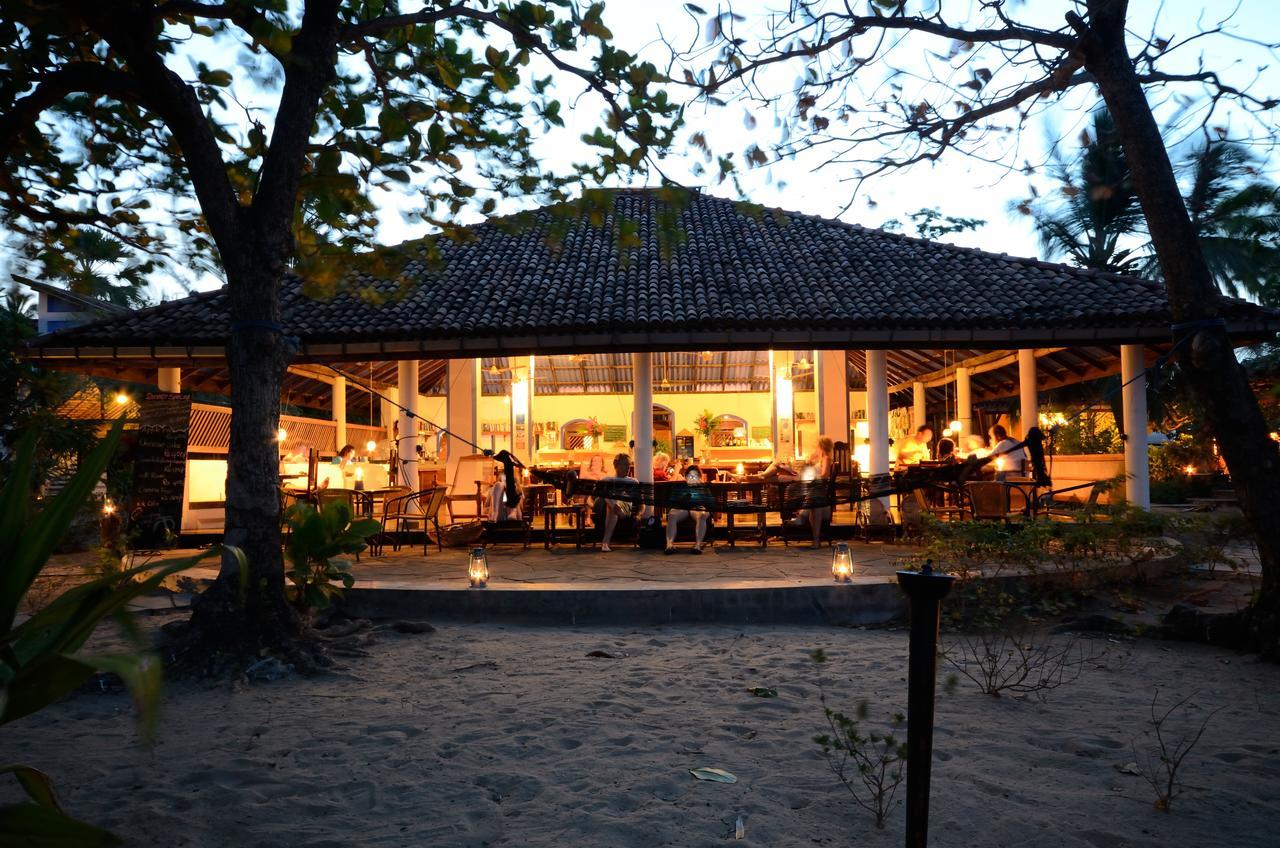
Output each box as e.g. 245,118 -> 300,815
337,580 -> 907,626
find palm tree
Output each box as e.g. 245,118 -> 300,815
1172,141 -> 1280,304
38,230 -> 151,307
1028,108 -> 1147,274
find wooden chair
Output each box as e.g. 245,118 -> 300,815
911,486 -> 966,523
965,481 -> 1015,523
832,441 -> 858,510
780,467 -> 837,548
444,454 -> 490,523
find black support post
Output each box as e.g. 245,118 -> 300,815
896,563 -> 954,848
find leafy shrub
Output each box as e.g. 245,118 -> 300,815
283,500 -> 379,614
810,650 -> 906,829
0,422 -> 232,844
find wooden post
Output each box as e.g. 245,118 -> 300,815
896,564 -> 954,848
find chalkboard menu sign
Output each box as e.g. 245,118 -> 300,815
675,434 -> 695,459
129,392 -> 191,547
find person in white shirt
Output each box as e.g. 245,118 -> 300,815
988,424 -> 1027,479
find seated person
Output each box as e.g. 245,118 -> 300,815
896,426 -> 933,466
317,444 -> 356,490
579,453 -> 609,480
593,452 -> 638,553
487,463 -> 523,522
935,438 -> 957,463
665,465 -> 709,555
652,451 -> 672,482
787,437 -> 834,548
989,424 -> 1027,480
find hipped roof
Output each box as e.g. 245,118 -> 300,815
25,188 -> 1278,368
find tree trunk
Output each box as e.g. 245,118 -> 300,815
1086,1 -> 1280,657
186,244 -> 303,663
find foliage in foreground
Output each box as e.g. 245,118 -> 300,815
284,501 -> 379,614
810,649 -> 906,829
0,422 -> 235,844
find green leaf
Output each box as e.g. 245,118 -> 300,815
0,803 -> 120,846
378,108 -> 410,141
0,421 -> 123,633
0,765 -> 62,812
746,686 -> 778,698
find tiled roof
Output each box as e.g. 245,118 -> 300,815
28,189 -> 1278,356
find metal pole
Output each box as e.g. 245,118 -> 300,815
896,563 -> 954,848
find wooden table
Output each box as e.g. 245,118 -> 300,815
544,503 -> 589,550
522,482 -> 556,519
709,480 -> 769,547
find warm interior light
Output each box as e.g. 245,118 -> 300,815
775,366 -> 794,420
366,439 -> 378,453
468,547 -> 489,589
102,500 -> 115,516
1184,464 -> 1197,475
942,428 -> 954,438
276,428 -> 288,443
831,542 -> 854,584
114,392 -> 129,406
511,377 -> 529,410
736,462 -> 745,476
354,466 -> 363,480
949,419 -> 962,433
995,456 -> 1005,472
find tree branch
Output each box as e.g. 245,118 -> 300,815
0,63 -> 141,156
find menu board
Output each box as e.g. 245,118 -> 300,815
675,434 -> 695,459
129,392 -> 191,547
602,424 -> 627,443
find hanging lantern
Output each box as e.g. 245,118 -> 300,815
468,547 -> 489,589
831,542 -> 854,584
366,439 -> 378,453
949,419 -> 962,434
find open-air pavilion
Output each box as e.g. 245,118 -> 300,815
26,189 -> 1280,547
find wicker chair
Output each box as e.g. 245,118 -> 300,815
965,481 -> 1015,522
376,486 -> 448,555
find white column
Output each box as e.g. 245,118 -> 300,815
1120,344 -> 1151,509
866,350 -> 889,514
397,360 -> 419,490
956,365 -> 972,440
332,374 -> 347,449
1018,349 -> 1038,438
633,353 -> 654,485
912,381 -> 926,432
157,367 -> 181,394
446,358 -> 478,487
817,349 -> 849,443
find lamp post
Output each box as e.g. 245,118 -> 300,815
896,562 -> 954,848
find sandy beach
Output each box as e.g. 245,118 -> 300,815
2,619 -> 1277,847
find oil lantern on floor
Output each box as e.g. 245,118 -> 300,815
831,542 -> 854,583
468,547 -> 489,589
